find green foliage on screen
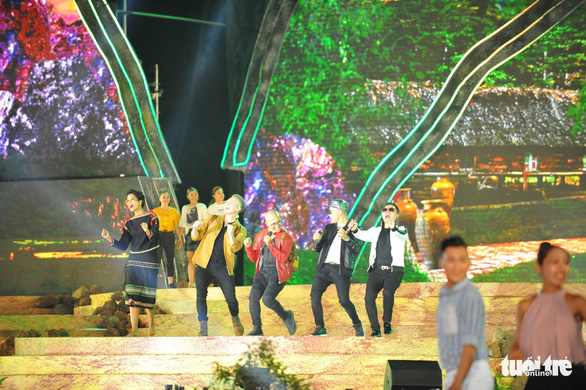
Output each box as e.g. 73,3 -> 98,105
262,0 -> 586,181
472,253 -> 586,283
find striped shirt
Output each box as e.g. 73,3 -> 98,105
436,278 -> 488,371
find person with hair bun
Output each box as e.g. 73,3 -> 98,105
208,186 -> 226,216
101,189 -> 160,336
509,242 -> 586,389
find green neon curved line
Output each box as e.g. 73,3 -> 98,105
233,84 -> 272,167
232,82 -> 262,166
87,1 -> 164,176
221,88 -> 248,167
73,1 -> 149,176
360,9 -> 559,222
396,17 -> 567,196
103,4 -> 178,179
356,6 -> 557,224
350,2 -> 545,217
222,54 -> 265,168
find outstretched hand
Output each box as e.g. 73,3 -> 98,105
244,237 -> 252,248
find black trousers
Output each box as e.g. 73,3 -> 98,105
195,265 -> 239,321
249,267 -> 287,327
310,264 -> 360,327
364,267 -> 403,331
158,231 -> 176,278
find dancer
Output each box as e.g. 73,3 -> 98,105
101,189 -> 159,337
309,199 -> 364,337
153,191 -> 182,288
244,210 -> 297,336
191,194 -> 247,336
207,186 -> 226,216
436,236 -> 493,390
509,242 -> 586,389
348,201 -> 413,337
178,187 -> 209,287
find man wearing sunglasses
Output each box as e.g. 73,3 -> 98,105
243,210 -> 297,336
348,202 -> 413,337
309,199 -> 364,337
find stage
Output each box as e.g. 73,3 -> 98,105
2,283 -> 585,389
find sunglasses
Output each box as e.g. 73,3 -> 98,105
382,207 -> 396,212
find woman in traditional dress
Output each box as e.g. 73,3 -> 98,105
102,189 -> 160,336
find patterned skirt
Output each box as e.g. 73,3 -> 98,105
124,251 -> 159,309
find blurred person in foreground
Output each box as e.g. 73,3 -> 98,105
436,236 -> 493,390
509,242 -> 586,389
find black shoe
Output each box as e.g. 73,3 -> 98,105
283,310 -> 297,336
353,321 -> 365,337
370,329 -> 382,337
247,326 -> 264,336
309,326 -> 327,336
384,322 -> 393,335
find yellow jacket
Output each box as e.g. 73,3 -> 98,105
192,214 -> 247,275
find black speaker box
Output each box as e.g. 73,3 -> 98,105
383,360 -> 442,390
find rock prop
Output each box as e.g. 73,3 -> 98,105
89,285 -> 103,294
99,316 -> 121,329
53,303 -> 73,315
0,337 -> 16,356
487,341 -> 502,358
176,281 -> 190,289
15,329 -> 42,338
114,311 -> 128,321
116,301 -> 128,313
72,286 -> 90,300
78,297 -> 92,306
59,295 -> 74,306
33,295 -> 60,308
116,321 -> 129,336
111,291 -> 124,302
104,328 -> 120,337
99,309 -> 114,318
103,300 -> 117,312
47,329 -> 70,337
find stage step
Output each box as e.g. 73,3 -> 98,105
14,336 -> 439,356
86,282 -> 582,307
3,336 -> 434,390
3,283 -> 585,389
0,336 -> 507,390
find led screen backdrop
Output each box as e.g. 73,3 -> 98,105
242,0 -> 586,281
0,0 -> 142,180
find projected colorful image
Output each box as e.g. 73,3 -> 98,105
243,0 -> 586,282
0,0 -> 142,180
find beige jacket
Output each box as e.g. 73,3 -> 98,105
192,214 -> 247,275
